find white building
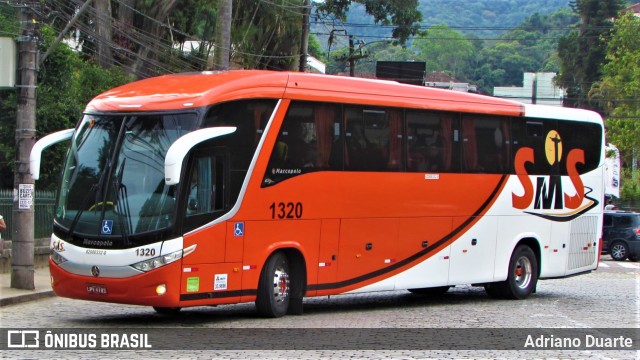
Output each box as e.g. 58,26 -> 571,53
493,72 -> 564,106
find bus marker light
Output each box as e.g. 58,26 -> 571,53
553,249 -> 558,252
384,259 -> 395,264
156,284 -> 167,296
319,262 -> 331,267
242,265 -> 256,270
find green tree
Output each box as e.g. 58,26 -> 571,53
0,19 -> 131,190
590,12 -> 640,199
232,0 -> 304,70
329,41 -> 418,76
556,0 -> 626,111
472,42 -> 537,93
466,9 -> 578,94
412,24 -> 474,80
317,0 -> 422,44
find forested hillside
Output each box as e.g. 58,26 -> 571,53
419,0 -> 571,36
323,0 -> 571,41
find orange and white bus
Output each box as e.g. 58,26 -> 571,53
31,70 -> 604,317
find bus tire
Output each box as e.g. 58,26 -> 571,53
256,251 -> 290,318
408,286 -> 451,296
496,244 -> 538,300
483,283 -> 505,299
153,306 -> 181,315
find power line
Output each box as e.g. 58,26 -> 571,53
312,31 -> 612,42
44,0 -> 309,77
312,20 -> 640,32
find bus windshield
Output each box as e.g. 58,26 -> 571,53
56,113 -> 197,243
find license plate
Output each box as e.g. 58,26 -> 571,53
86,284 -> 108,295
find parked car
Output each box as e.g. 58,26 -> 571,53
602,210 -> 640,261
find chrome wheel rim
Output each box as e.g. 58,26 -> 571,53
273,263 -> 289,303
514,256 -> 532,289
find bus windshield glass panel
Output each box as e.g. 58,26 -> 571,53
56,113 -> 197,242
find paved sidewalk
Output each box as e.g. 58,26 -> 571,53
0,267 -> 54,307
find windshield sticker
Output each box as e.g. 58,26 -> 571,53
101,220 -> 113,235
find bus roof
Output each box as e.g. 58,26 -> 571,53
86,70 -> 529,117
85,70 -> 288,112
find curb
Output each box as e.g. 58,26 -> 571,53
0,291 -> 56,307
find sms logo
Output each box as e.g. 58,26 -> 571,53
512,130 -> 598,221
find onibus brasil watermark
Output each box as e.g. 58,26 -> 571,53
6,330 -> 151,349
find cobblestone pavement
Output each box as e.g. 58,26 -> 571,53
1,259 -> 638,360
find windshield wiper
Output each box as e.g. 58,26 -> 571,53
66,183 -> 98,241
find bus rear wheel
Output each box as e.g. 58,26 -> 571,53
486,245 -> 538,300
256,251 -> 290,318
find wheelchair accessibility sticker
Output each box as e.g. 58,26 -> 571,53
101,220 -> 113,235
234,222 -> 244,237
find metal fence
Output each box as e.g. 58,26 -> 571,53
0,189 -> 57,241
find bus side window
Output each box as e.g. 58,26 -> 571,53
556,119 -> 602,175
512,118 -> 559,175
186,154 -> 225,218
406,110 -> 452,173
186,157 -> 212,217
263,102 -> 340,186
461,116 -> 509,174
345,107 -> 390,171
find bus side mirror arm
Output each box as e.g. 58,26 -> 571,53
164,127 -> 237,185
30,128 -> 75,180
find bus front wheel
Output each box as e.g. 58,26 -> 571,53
486,245 -> 538,300
256,251 -> 290,318
153,306 -> 181,315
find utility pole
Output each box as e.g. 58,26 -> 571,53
349,35 -> 355,77
12,4 -> 39,290
335,35 -> 367,77
298,0 -> 310,72
531,73 -> 538,104
212,0 -> 232,71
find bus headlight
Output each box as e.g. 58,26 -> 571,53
130,245 -> 196,272
50,250 -> 68,265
